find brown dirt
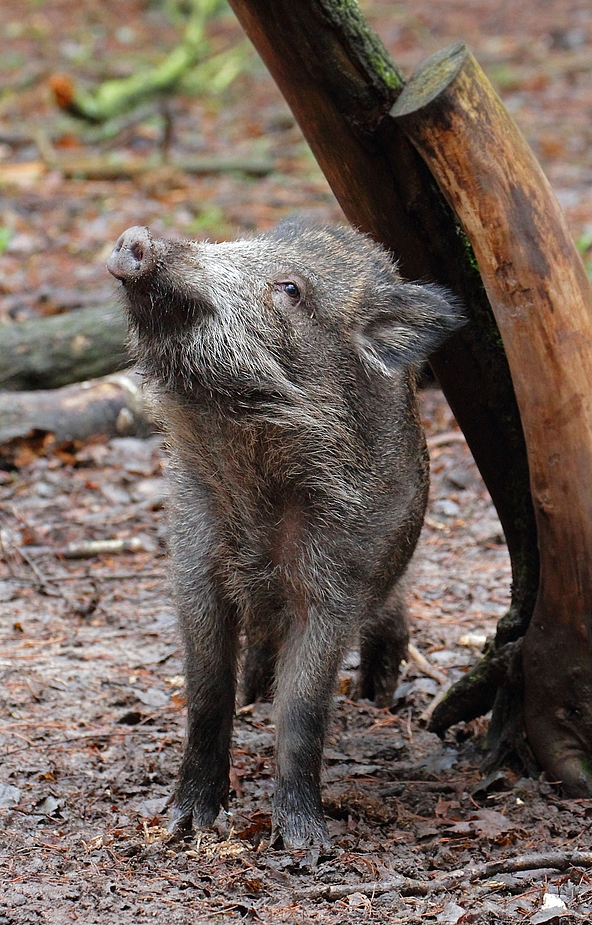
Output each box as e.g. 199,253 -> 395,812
1,0 -> 592,922
2,391 -> 591,923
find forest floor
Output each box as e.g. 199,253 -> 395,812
1,0 -> 592,923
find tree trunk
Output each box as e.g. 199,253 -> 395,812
0,372 -> 153,465
0,305 -> 129,391
392,42 -> 592,795
226,0 -> 538,758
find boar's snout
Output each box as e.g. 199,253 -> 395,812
107,226 -> 155,281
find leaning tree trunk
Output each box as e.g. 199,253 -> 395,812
392,43 -> 592,795
226,1 -> 538,764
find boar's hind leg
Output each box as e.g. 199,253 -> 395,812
358,582 -> 409,708
272,610 -> 350,850
242,640 -> 277,705
242,598 -> 284,704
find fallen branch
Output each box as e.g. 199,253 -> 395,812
48,153 -> 275,180
0,304 -> 128,391
0,372 -> 154,463
296,850 -> 592,901
296,875 -> 429,901
51,0 -> 245,122
475,850 -> 592,877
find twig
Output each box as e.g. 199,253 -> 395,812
70,569 -> 165,582
378,780 -> 460,795
1,727 -> 172,757
3,570 -> 165,585
296,850 -> 592,902
59,537 -> 157,559
296,875 -> 429,901
0,105 -> 167,147
48,153 -> 275,179
6,635 -> 68,651
426,431 -> 466,449
424,516 -> 448,531
407,643 -> 448,684
419,680 -> 453,723
19,537 -> 158,560
17,546 -> 62,597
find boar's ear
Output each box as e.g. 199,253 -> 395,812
353,282 -> 464,376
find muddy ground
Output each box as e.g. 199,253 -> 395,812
1,0 -> 592,922
2,391 -> 591,923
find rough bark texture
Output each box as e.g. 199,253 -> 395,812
0,305 -> 128,391
226,0 -> 538,746
393,43 -> 592,794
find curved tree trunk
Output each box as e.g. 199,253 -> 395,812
226,0 -> 538,760
391,43 -> 592,795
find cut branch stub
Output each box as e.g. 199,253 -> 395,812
393,42 -> 592,795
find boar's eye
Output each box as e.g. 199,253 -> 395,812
276,281 -> 301,302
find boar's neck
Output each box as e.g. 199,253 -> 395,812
152,369 -> 427,523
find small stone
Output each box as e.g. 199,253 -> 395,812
432,499 -> 460,517
0,783 -> 21,809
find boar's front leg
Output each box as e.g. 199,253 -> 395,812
167,485 -> 239,833
272,603 -> 351,850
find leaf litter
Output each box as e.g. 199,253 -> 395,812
2,390 -> 591,923
1,0 -> 592,921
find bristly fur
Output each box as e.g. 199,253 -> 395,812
109,220 -> 464,849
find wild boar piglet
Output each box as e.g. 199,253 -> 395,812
107,221 -> 462,849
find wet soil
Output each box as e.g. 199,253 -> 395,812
1,390 -> 591,923
1,0 -> 592,921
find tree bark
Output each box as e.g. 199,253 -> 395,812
0,305 -> 129,391
226,0 -> 538,753
392,42 -> 592,795
0,372 -> 153,464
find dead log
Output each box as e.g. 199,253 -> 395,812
0,304 -> 128,391
0,372 -> 153,464
46,153 -> 274,180
392,42 -> 592,795
226,0 -> 538,768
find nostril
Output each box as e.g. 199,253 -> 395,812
107,226 -> 155,281
131,242 -> 144,263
